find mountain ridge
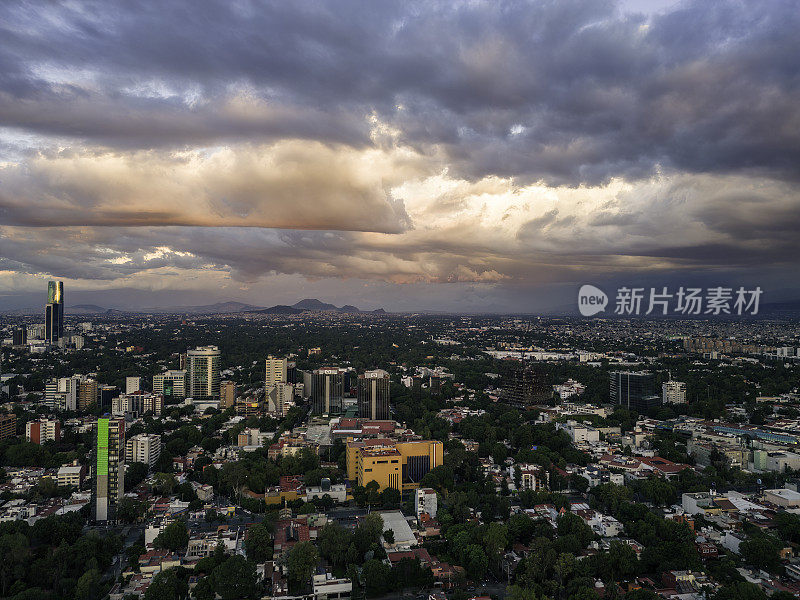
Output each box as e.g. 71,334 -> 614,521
57,298 -> 388,315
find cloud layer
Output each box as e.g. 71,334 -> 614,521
1,0 -> 799,309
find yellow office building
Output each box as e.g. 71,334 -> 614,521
347,439 -> 443,491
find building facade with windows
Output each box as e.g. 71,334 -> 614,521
186,346 -> 221,399
95,417 -> 125,521
357,369 -> 390,420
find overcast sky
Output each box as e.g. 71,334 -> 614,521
1,0 -> 798,312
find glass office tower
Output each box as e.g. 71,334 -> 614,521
45,280 -> 64,344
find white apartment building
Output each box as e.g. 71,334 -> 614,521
26,418 -> 60,443
663,380 -> 687,404
44,376 -> 80,411
313,573 -> 352,600
415,487 -> 438,519
112,392 -> 163,417
557,420 -> 600,444
125,377 -> 142,394
153,370 -> 187,400
509,464 -> 548,491
125,433 -> 162,470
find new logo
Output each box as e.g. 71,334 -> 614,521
578,284 -> 608,316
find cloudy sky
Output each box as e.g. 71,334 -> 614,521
1,0 -> 798,312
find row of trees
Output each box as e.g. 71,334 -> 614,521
0,510 -> 121,600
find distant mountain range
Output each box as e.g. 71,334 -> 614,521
64,299 -> 387,315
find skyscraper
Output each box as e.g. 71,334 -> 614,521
186,346 -> 221,399
610,371 -> 660,413
95,416 -> 125,521
357,369 -> 390,420
45,280 -> 64,345
311,367 -> 345,415
12,328 -> 27,347
501,365 -> 551,409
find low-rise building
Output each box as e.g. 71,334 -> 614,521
57,463 -> 86,488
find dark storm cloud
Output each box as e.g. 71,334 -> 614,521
1,0 -> 799,305
1,0 -> 799,182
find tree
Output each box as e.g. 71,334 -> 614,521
556,512 -> 594,549
0,533 -> 29,597
624,590 -> 661,600
73,568 -> 100,600
383,529 -> 395,545
548,552 -> 574,598
740,534 -> 782,573
506,585 -> 539,600
484,522 -> 508,562
153,473 -> 176,496
245,523 -> 272,563
117,497 -> 146,523
362,558 -> 392,597
713,581 -> 768,600
287,541 -> 319,591
319,523 -> 353,568
380,487 -> 401,509
144,569 -> 188,600
154,520 -> 189,553
126,462 -> 150,491
364,480 -> 381,507
361,513 -> 384,541
465,544 -> 488,580
210,555 -> 258,600
608,540 -> 638,580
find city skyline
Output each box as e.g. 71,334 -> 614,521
1,1 -> 799,313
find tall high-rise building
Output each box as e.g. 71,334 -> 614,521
265,356 -> 288,387
357,369 -> 390,420
95,416 -> 125,521
45,280 -> 64,345
186,346 -> 221,399
153,370 -> 186,400
501,365 -> 551,409
12,328 -> 27,347
663,380 -> 687,404
610,371 -> 660,413
77,378 -> 99,411
311,367 -> 345,415
98,384 -> 118,409
220,380 -> 237,409
45,375 -> 86,411
0,413 -> 16,440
